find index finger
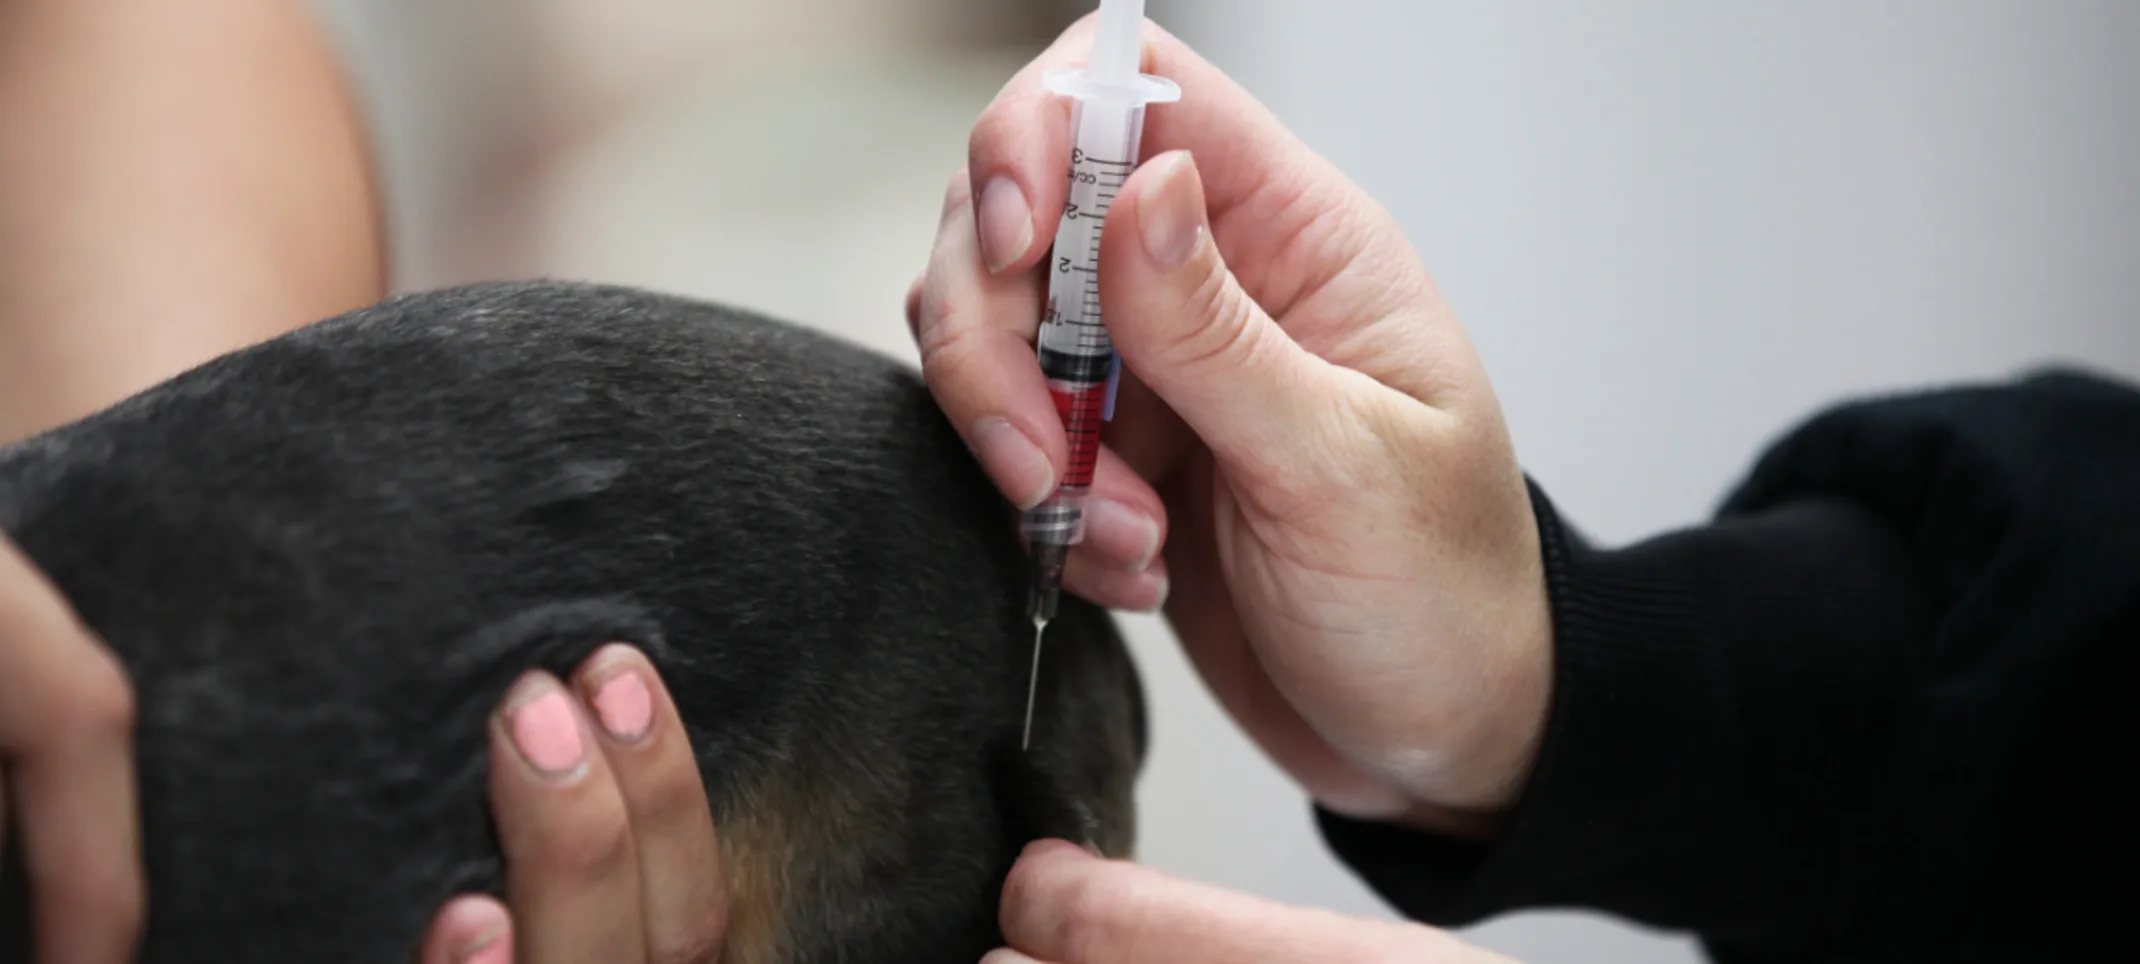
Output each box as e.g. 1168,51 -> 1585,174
0,537 -> 143,964
966,15 -> 1323,281
570,645 -> 728,963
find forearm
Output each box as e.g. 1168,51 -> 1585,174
0,0 -> 384,443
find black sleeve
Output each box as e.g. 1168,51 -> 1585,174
1314,368 -> 2137,962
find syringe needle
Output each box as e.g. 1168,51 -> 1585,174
1022,615 -> 1047,751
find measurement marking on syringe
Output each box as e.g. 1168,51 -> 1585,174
1021,2 -> 1185,749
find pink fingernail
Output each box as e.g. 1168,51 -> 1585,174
592,671 -> 653,742
463,931 -> 512,964
439,896 -> 512,964
507,679 -> 585,776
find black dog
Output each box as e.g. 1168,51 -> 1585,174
0,281 -> 1147,963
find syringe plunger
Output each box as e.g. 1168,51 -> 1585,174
1088,0 -> 1147,84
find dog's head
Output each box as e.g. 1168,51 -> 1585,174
0,281 -> 1147,963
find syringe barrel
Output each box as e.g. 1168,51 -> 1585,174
1017,20 -> 1178,556
1022,97 -> 1151,551
1018,381 -> 1102,548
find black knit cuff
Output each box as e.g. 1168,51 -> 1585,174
1314,477 -> 1741,926
1315,473 -> 1931,939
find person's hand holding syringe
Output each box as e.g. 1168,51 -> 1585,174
908,3 -> 1548,959
911,2 -> 1550,824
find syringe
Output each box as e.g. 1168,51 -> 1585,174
1020,0 -> 1180,750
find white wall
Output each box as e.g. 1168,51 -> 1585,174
1159,0 -> 2140,542
310,3 -> 2139,962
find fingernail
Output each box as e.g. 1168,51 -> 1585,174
506,676 -> 585,777
437,896 -> 512,964
1082,564 -> 1169,613
1084,498 -> 1161,571
591,670 -> 653,743
1134,570 -> 1170,613
459,925 -> 511,964
1022,838 -> 1089,861
1138,151 -> 1206,270
1069,557 -> 1170,614
977,176 -> 1033,274
972,417 -> 1056,510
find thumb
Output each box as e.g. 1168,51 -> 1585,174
1098,151 -> 1349,487
997,839 -> 1518,964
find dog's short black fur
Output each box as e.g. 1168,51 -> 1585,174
0,281 -> 1147,964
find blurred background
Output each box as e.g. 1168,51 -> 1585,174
303,2 -> 2140,961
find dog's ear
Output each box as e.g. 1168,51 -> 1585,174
1,818 -> 27,963
990,738 -> 1106,855
987,600 -> 1147,864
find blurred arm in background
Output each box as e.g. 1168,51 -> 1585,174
0,0 -> 384,444
0,2 -> 378,959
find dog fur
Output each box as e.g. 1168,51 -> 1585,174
0,281 -> 1147,963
